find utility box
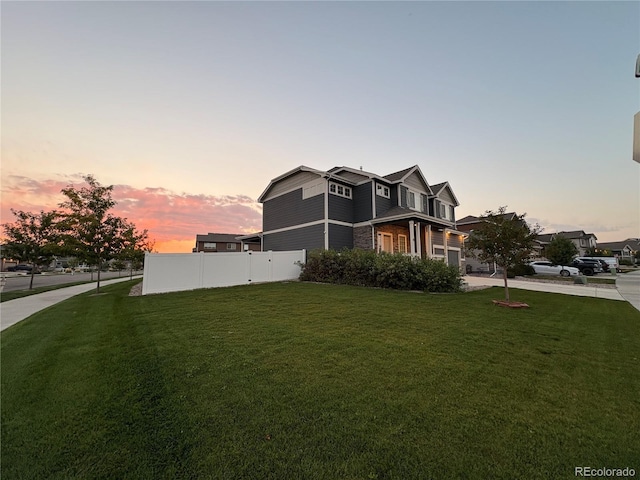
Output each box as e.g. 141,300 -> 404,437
574,276 -> 587,285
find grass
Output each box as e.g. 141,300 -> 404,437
2,281 -> 639,479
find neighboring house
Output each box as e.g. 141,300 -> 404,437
193,233 -> 261,253
537,230 -> 598,257
595,239 -> 639,262
456,212 -> 543,273
257,165 -> 467,268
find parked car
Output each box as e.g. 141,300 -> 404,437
569,258 -> 603,276
528,261 -> 581,277
576,257 -> 616,272
7,264 -> 35,273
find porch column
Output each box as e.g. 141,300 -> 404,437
443,228 -> 449,264
415,222 -> 422,258
426,225 -> 432,258
409,220 -> 416,256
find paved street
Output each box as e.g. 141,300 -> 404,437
1,271 -> 143,292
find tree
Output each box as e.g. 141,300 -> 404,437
465,207 -> 541,302
58,175 -> 130,293
544,236 -> 578,266
1,209 -> 61,289
117,223 -> 153,279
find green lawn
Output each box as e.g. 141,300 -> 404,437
2,281 -> 639,479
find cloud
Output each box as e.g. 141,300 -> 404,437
1,175 -> 262,252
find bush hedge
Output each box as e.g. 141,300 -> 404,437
507,263 -> 536,278
299,249 -> 462,293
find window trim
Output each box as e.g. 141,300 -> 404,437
329,182 -> 352,199
398,234 -> 408,254
376,183 -> 390,198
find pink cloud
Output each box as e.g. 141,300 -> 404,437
1,175 -> 262,253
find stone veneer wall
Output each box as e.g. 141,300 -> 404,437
353,226 -> 374,250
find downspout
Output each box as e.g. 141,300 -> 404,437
324,177 -> 329,250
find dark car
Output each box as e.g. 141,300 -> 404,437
569,258 -> 603,276
7,264 -> 34,273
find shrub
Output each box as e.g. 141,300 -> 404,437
619,258 -> 634,266
507,263 -> 536,278
300,249 -> 462,293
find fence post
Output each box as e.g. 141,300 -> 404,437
199,252 -> 205,289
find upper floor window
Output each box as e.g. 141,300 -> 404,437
437,202 -> 455,220
329,182 -> 352,199
376,183 -> 390,198
408,191 -> 416,209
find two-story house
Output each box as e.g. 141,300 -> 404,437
257,165 -> 467,268
537,230 -> 598,257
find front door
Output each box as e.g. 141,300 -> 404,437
378,233 -> 393,253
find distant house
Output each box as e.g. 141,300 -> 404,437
595,239 -> 639,262
456,212 -> 543,273
193,233 -> 260,253
537,230 -> 598,257
257,165 -> 467,267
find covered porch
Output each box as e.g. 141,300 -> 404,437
354,211 -> 468,269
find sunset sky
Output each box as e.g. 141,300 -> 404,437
2,1 -> 639,253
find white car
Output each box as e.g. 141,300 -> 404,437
529,261 -> 581,277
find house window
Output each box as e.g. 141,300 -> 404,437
408,191 -> 416,209
203,242 -> 216,249
376,184 -> 390,198
227,243 -> 237,251
329,182 -> 352,199
440,204 -> 447,219
398,234 -> 408,254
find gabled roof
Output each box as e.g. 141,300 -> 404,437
556,230 -> 597,240
596,241 -> 637,251
257,165 -> 327,203
383,165 -> 434,195
327,166 -> 384,184
383,166 -> 416,183
430,181 -> 460,206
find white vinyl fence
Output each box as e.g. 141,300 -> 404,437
142,250 -> 306,295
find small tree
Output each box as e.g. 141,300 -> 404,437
544,236 -> 578,266
117,223 -> 153,279
465,207 -> 541,302
2,209 -> 60,289
58,175 -> 130,293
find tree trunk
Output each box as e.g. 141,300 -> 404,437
502,267 -> 510,302
29,269 -> 35,290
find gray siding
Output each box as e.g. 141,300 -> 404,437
328,194 -> 353,223
263,189 -> 324,231
437,188 -> 456,205
263,224 -> 325,251
263,171 -> 322,201
404,171 -> 429,193
353,183 -> 372,222
376,195 -> 393,217
329,224 -> 354,250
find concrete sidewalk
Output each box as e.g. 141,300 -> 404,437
463,275 -> 628,303
615,270 -> 640,311
1,276 -> 142,332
